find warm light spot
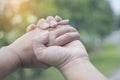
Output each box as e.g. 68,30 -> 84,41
8,0 -> 22,12
0,0 -> 29,13
11,15 -> 22,24
27,14 -> 38,23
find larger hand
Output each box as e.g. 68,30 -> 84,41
32,31 -> 88,68
8,16 -> 79,69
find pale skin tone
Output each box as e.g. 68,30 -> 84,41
0,16 -> 79,79
0,15 -> 107,80
32,17 -> 108,80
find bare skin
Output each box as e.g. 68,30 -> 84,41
0,16 -> 78,79
32,18 -> 108,80
33,37 -> 108,80
0,15 -> 108,80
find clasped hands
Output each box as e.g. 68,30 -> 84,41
8,16 -> 89,71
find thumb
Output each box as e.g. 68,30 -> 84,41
32,31 -> 49,55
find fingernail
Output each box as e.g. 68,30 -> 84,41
42,23 -> 49,28
50,20 -> 57,26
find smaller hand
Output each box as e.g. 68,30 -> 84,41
28,16 -> 74,46
32,28 -> 89,69
26,16 -> 69,32
9,16 -> 79,69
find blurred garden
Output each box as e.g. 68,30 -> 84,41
0,0 -> 120,80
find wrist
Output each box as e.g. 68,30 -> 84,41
8,32 -> 34,68
4,46 -> 22,68
57,57 -> 107,80
57,57 -> 92,80
0,46 -> 21,78
9,43 -> 33,68
58,57 -> 90,73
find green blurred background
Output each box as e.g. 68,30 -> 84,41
0,0 -> 120,80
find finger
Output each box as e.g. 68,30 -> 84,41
53,25 -> 77,38
26,24 -> 36,32
46,16 -> 57,28
55,15 -> 62,22
37,18 -> 49,30
58,19 -> 69,25
32,31 -> 49,56
65,40 -> 85,48
55,32 -> 80,46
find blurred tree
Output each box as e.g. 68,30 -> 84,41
54,0 -> 115,52
55,0 -> 114,37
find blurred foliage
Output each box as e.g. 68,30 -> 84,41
0,0 -> 119,80
55,0 -> 114,37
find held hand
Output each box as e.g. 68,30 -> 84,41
27,16 -> 69,32
32,29 -> 89,69
33,37 -> 108,80
0,16 -> 70,79
8,16 -> 78,69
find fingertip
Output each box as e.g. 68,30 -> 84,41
26,24 -> 36,32
58,19 -> 69,25
46,16 -> 57,28
37,18 -> 49,30
55,15 -> 62,22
